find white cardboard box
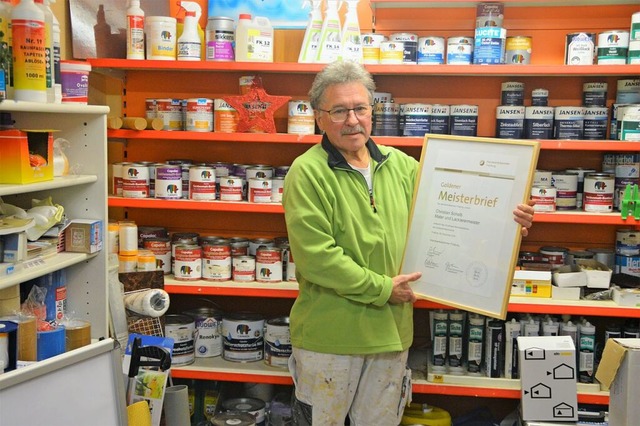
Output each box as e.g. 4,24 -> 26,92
511,270 -> 552,298
575,259 -> 612,289
518,336 -> 578,422
594,338 -> 640,426
552,265 -> 586,287
550,285 -> 583,301
611,287 -> 640,307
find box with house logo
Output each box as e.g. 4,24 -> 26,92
517,336 -> 578,422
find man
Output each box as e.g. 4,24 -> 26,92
282,61 -> 534,425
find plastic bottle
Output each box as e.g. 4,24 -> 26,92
34,0 -> 54,102
341,0 -> 363,63
47,0 -> 61,103
126,0 -> 145,60
177,1 -> 202,61
298,0 -> 323,63
0,0 -> 11,99
315,0 -> 342,63
11,0 -> 46,102
235,14 -> 274,62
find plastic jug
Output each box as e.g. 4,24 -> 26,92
235,14 -> 273,62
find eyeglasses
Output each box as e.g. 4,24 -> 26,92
318,105 -> 373,123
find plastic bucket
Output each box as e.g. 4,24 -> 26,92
60,60 -> 91,104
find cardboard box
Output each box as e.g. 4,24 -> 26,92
575,259 -> 612,289
64,219 -> 103,253
552,265 -> 587,287
551,285 -> 583,301
511,270 -> 552,297
612,287 -> 640,307
0,129 -> 54,184
518,336 -> 578,422
594,338 -> 640,425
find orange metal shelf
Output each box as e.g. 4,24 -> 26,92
532,211 -> 639,226
108,196 -> 284,213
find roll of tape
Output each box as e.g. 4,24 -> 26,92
0,286 -> 20,317
62,319 -> 91,351
37,325 -> 66,361
124,289 -> 170,318
18,315 -> 37,362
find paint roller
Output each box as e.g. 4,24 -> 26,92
124,289 -> 170,318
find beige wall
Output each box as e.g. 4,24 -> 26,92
51,1 -> 71,60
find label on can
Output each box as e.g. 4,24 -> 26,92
143,238 -> 172,274
202,240 -> 232,281
430,104 -> 450,134
501,81 -> 525,106
447,36 -> 473,65
597,30 -> 629,65
505,36 -> 532,64
256,247 -> 283,283
174,244 -> 202,280
372,102 -> 400,136
233,255 -> 256,282
271,176 -> 285,203
417,36 -> 445,65
524,106 -> 554,140
402,103 -> 431,136
287,100 -> 315,135
189,165 -> 216,200
185,98 -> 214,132
583,82 -> 608,107
379,41 -> 404,64
155,164 -> 182,199
450,104 -> 478,136
616,229 -> 640,255
362,33 -> 385,64
222,314 -> 264,362
184,308 -> 223,358
165,314 -> 195,366
583,106 -> 609,140
473,26 -> 506,64
565,32 -> 595,65
390,32 -> 418,64
264,317 -> 292,369
206,16 -> 235,61
213,99 -> 239,133
220,176 -> 243,201
583,173 -> 614,212
552,172 -> 579,210
122,163 -> 150,198
554,106 -> 584,140
156,98 -> 183,131
496,105 -> 525,139
531,186 -> 556,212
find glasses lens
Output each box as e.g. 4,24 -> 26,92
328,106 -> 371,122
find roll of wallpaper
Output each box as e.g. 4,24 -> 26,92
124,289 -> 170,318
163,385 -> 190,426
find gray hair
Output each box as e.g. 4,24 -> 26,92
308,61 -> 376,110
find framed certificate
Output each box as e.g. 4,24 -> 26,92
401,134 -> 540,319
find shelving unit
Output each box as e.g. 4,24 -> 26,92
90,0 -> 639,410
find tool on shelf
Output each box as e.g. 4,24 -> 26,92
620,183 -> 640,220
125,336 -> 172,405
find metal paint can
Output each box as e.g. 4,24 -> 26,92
531,185 -> 556,212
112,161 -> 131,196
554,106 -> 584,140
219,176 -> 243,201
473,26 -> 506,64
417,36 -> 445,65
205,16 -> 235,61
287,100 -> 315,135
184,307 -> 224,358
144,98 -> 157,119
446,36 -> 473,65
256,247 -> 283,283
174,244 -> 202,281
202,239 -> 232,281
582,106 -> 609,140
583,82 -> 608,107
476,2 -> 504,28
501,81 -> 525,106
505,36 -> 532,64
189,165 -> 216,200
450,104 -> 478,136
264,317 -> 291,369
583,172 -> 615,212
285,247 -> 296,282
587,247 -> 616,270
616,229 -> 640,255
229,237 -> 250,256
156,98 -> 183,131
524,106 -> 554,139
154,164 -> 182,199
211,412 -> 256,426
614,153 -> 640,210
552,171 -> 579,210
271,176 -> 285,203
143,237 -> 172,274
213,99 -> 239,133
539,246 -> 569,268
616,79 -> 640,104
565,32 -> 596,65
379,41 -> 404,64
534,169 -> 553,187
565,167 -> 596,209
165,314 -> 196,366
248,178 -> 272,203
185,98 -> 214,132
221,397 -> 265,426
222,312 -> 264,362
362,33 -> 386,64
430,104 -> 450,134
390,32 -> 418,64
122,163 -> 150,198
531,88 -> 549,106
372,102 -> 400,136
496,105 -> 525,139
402,103 -> 431,136
249,238 -> 275,256
615,254 -> 640,277
233,255 -> 256,282
597,30 -> 629,65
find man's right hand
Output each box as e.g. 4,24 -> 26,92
389,272 -> 422,304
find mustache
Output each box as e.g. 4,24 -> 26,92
340,125 -> 365,135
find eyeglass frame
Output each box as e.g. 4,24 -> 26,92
316,104 -> 374,123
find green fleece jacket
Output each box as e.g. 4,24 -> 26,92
282,135 -> 419,355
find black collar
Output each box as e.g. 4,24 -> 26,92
321,134 -> 388,169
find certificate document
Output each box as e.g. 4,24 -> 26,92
402,135 -> 539,318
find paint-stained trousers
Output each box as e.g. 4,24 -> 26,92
288,347 -> 412,425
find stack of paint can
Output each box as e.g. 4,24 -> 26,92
613,78 -> 640,141
473,2 -> 506,64
496,81 -> 526,139
615,228 -> 640,278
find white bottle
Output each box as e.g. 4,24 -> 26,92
11,0 -> 46,102
126,0 -> 145,60
47,0 -> 61,103
298,0 -> 323,63
341,0 -> 362,63
315,0 -> 342,63
34,0 -> 54,102
177,1 -> 202,61
235,14 -> 274,62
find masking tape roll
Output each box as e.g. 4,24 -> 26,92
18,315 -> 37,362
124,289 -> 170,318
63,319 -> 91,352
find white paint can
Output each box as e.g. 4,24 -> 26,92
185,98 -> 214,132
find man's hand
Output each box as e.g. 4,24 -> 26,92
389,272 -> 422,304
514,200 -> 535,237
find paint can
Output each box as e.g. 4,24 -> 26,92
174,244 -> 202,281
145,99 -> 157,119
587,248 -> 616,270
230,237 -> 250,256
222,312 -> 264,362
0,321 -> 18,371
221,397 -> 266,426
628,39 -> 640,64
552,171 -> 579,210
616,79 -> 640,104
616,254 -> 640,277
111,161 -> 131,196
122,163 -> 150,198
565,32 -> 596,65
446,36 -> 473,65
189,165 -> 216,200
554,106 -> 584,140
185,98 -> 214,132
583,172 -> 615,212
249,238 -> 275,256
362,33 -> 386,64
496,105 -> 525,139
531,185 -> 556,212
597,30 -> 629,65
614,153 -> 640,210
583,82 -> 608,107
430,104 -> 450,135
539,246 -> 569,268
246,165 -> 274,180
287,100 -> 315,135
271,176 -> 285,203
213,99 -> 239,133
402,103 -> 431,136
211,412 -> 256,426
565,167 -> 596,209
531,88 -> 549,106
476,2 -> 504,28
165,314 -> 196,366
184,307 -> 224,358
156,98 -> 183,131
616,229 -> 640,255
202,239 -> 232,281
233,255 -> 256,282
256,247 -> 283,283
505,36 -> 532,64
534,169 -> 553,187
206,16 -> 235,61
417,36 -> 445,65
248,178 -> 272,203
145,16 -> 177,60
567,250 -> 595,265
390,32 -> 418,64
143,238 -> 172,274
379,41 -> 404,64
219,176 -> 244,201
154,164 -> 182,199
473,26 -> 506,64
275,165 -> 290,178
501,81 -> 525,106
582,106 -> 609,140
372,102 -> 400,136
145,162 -> 161,198
450,104 -> 478,136
264,316 -> 292,369
524,106 -> 554,139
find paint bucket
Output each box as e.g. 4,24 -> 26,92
505,36 -> 532,64
60,61 -> 91,104
156,98 -> 183,131
531,186 -> 556,212
554,106 -> 584,140
189,165 -> 216,200
539,246 -> 569,268
372,102 -> 400,136
143,238 -> 171,274
450,104 -> 478,136
154,164 -> 182,199
221,397 -> 266,426
531,88 -> 549,106
447,36 -> 474,65
476,2 -> 504,28
501,81 -> 525,106
184,307 -> 224,358
583,82 -> 608,107
122,163 -> 150,198
264,316 -> 291,369
185,98 -> 214,132
271,176 -> 285,203
222,312 -> 265,362
524,106 -> 554,139
583,173 -> 615,212
206,16 -> 235,61
287,100 -> 315,135
616,229 -> 640,255
202,239 -> 232,281
615,254 -> 640,277
145,16 -> 177,60
615,78 -> 640,104
473,26 -> 506,64
213,99 -> 239,133
219,176 -> 244,201
379,41 -> 404,64
565,167 -> 596,209
256,247 -> 283,283
565,32 -> 596,65
597,30 -> 629,65
430,104 -> 450,134
551,171 -> 579,210
0,321 -> 18,371
211,413 -> 256,426
402,103 -> 431,136
174,244 -> 202,281
417,36 -> 445,65
362,33 -> 386,64
390,32 -> 418,64
165,314 -> 196,366
249,238 -> 275,256
534,169 -> 553,187
582,106 -> 609,140
496,105 -> 525,139
233,255 -> 256,282
248,178 -> 272,203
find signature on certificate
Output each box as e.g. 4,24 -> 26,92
424,246 -> 444,269
445,262 -> 463,274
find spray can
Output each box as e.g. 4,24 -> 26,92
126,0 -> 145,60
447,311 -> 464,374
34,0 -> 53,102
235,14 -> 273,62
578,321 -> 596,383
298,0 -> 323,63
466,314 -> 485,375
431,310 -> 448,372
11,0 -> 46,102
177,1 -> 202,61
